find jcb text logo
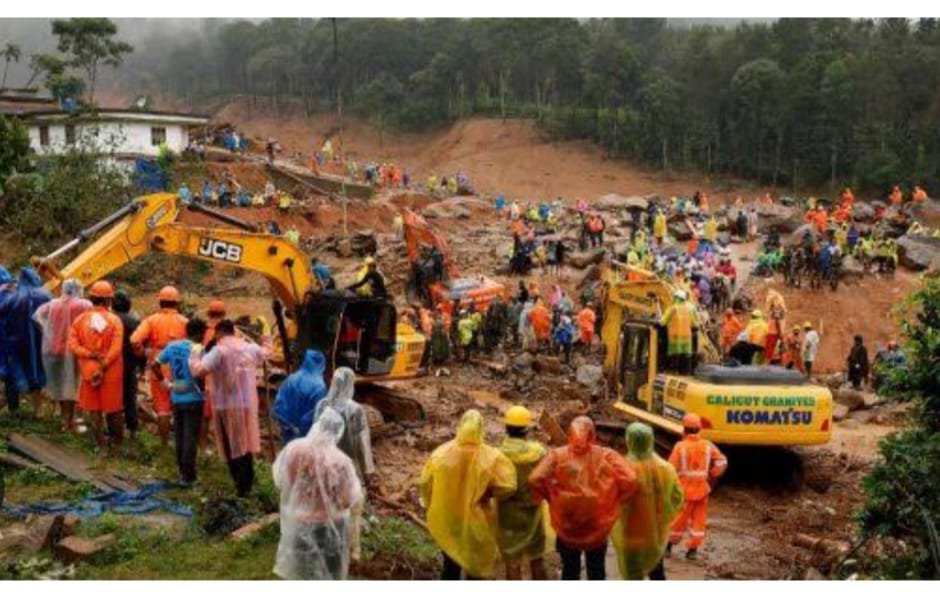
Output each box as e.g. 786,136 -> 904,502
198,238 -> 243,263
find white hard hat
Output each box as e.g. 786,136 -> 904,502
675,290 -> 687,301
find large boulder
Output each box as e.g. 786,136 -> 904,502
840,255 -> 865,280
755,202 -> 803,233
567,247 -> 606,270
595,194 -> 650,211
897,234 -> 940,271
576,364 -> 605,390
835,386 -> 866,411
852,202 -> 876,223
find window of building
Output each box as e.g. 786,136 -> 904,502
39,125 -> 49,147
65,124 -> 76,145
151,126 -> 166,146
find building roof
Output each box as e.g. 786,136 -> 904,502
0,90 -> 59,116
21,108 -> 211,126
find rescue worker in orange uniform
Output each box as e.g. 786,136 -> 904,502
528,298 -> 552,350
131,285 -> 188,446
667,413 -> 728,560
912,185 -> 929,203
719,308 -> 744,354
889,185 -> 903,206
840,187 -> 855,209
576,304 -> 596,349
804,205 -> 828,233
781,326 -> 804,373
529,416 -> 637,580
69,281 -> 125,456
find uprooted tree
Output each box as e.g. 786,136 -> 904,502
857,277 -> 940,578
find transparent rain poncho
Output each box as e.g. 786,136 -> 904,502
273,407 -> 364,580
419,410 -> 517,578
313,367 -> 375,479
32,279 -> 92,402
611,423 -> 684,579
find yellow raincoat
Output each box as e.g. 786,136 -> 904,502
419,410 -> 517,578
653,212 -> 667,239
611,423 -> 684,579
496,437 -> 554,561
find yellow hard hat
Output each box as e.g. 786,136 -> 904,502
751,309 -> 763,319
364,256 -> 376,265
803,321 -> 813,329
504,405 -> 533,428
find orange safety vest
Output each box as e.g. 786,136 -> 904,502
131,308 -> 188,360
668,435 -> 727,501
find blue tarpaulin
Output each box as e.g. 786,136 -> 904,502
133,158 -> 168,192
0,481 -> 193,520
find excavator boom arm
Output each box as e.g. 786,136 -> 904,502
34,193 -> 312,306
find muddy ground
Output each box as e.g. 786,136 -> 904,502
3,109 -> 919,579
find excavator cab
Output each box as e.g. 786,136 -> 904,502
294,292 -> 399,378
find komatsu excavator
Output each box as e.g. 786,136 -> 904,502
601,261 -> 833,447
31,192 -> 426,381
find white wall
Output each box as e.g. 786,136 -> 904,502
28,120 -> 193,157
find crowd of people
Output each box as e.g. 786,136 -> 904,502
418,407 -> 726,580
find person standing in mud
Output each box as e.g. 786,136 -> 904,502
191,320 -> 271,497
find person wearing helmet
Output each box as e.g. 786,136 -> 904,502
529,416 -> 637,580
347,257 -> 387,299
131,285 -> 189,446
667,413 -> 728,560
68,281 -> 125,456
32,278 -> 92,431
496,406 -> 551,580
420,410 -> 517,579
801,321 -> 820,377
612,423 -> 684,579
661,291 -> 697,375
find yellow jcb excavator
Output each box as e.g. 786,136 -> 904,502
601,261 -> 833,446
31,192 -> 426,381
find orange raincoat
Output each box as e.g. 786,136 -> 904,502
576,307 -> 596,344
529,302 -> 551,341
668,433 -> 727,551
69,307 -> 124,414
529,417 -> 637,550
719,311 -> 744,353
131,307 -> 188,415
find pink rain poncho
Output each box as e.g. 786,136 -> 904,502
273,407 -> 364,580
192,335 -> 267,459
32,279 -> 92,402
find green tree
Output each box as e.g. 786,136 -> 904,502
0,114 -> 30,192
0,146 -> 130,252
858,278 -> 940,578
51,18 -> 133,104
1,42 -> 22,88
356,73 -> 404,145
730,58 -> 785,180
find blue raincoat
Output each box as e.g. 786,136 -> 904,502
273,349 -> 327,444
0,267 -> 51,393
0,265 -> 13,380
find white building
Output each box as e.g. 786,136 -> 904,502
21,108 -> 210,160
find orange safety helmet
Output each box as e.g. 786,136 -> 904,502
682,413 -> 703,431
157,285 -> 181,303
88,280 -> 115,299
208,299 -> 226,315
